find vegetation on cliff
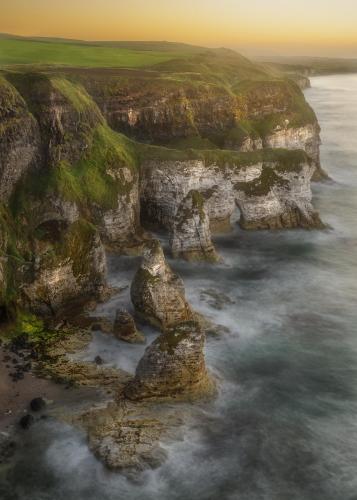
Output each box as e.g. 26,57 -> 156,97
0,56 -> 320,318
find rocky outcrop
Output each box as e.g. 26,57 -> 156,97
21,220 -> 107,315
170,189 -> 219,261
125,321 -> 214,401
76,60 -> 322,180
8,74 -> 143,250
140,150 -> 322,234
113,309 -> 145,344
234,162 -> 324,230
0,76 -> 41,201
140,159 -> 237,231
75,400 -> 179,473
0,75 -> 146,313
263,122 -> 320,169
131,240 -> 193,330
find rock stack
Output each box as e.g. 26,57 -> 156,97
130,239 -> 193,331
128,240 -> 214,401
125,321 -> 214,400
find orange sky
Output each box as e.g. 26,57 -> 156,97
2,0 -> 357,56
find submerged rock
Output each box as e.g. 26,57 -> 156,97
130,240 -> 193,330
125,321 -> 214,401
170,189 -> 219,262
113,309 -> 145,344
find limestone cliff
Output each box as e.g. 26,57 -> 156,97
170,189 -> 219,262
76,57 -> 323,178
0,74 -> 142,314
21,219 -> 107,315
140,148 -> 321,234
0,64 -> 324,317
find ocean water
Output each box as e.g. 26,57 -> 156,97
2,74 -> 357,500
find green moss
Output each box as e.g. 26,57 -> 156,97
139,142 -> 309,171
0,311 -> 69,349
10,123 -> 139,219
190,190 -> 205,222
50,76 -> 97,112
235,166 -> 289,197
233,79 -> 316,135
0,204 -> 32,306
158,321 -> 196,354
225,120 -> 260,146
52,125 -> 138,209
0,75 -> 25,114
164,135 -> 219,150
136,267 -> 160,286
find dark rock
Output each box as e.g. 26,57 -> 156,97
19,414 -> 34,429
30,397 -> 46,412
94,355 -> 104,365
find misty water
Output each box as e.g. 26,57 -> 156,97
2,74 -> 357,500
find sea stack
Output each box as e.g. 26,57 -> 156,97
125,321 -> 214,400
130,239 -> 193,330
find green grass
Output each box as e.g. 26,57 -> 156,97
51,76 -> 95,112
10,123 -> 138,218
139,142 -> 310,170
0,39 -> 186,68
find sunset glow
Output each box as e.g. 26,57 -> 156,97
2,0 -> 357,56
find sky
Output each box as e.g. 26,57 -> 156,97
2,0 -> 357,57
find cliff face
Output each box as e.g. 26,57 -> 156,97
0,62 -> 324,316
170,189 -> 219,262
0,75 -> 141,314
0,76 -> 41,201
21,220 -> 107,315
140,149 -> 321,234
234,161 -> 324,229
79,67 -> 322,178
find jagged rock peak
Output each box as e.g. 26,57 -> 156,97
130,239 -> 193,330
124,320 -> 214,401
170,189 -> 219,262
113,309 -> 145,344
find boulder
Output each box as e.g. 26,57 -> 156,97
30,397 -> 46,412
113,309 -> 145,344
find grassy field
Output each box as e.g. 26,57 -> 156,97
0,38 -> 187,68
255,55 -> 357,76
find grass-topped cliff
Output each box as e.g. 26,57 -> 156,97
0,34 -> 319,150
0,42 -> 323,318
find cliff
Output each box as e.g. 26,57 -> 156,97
74,51 -> 324,179
140,148 -> 323,234
0,73 -> 141,315
0,54 -> 324,318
